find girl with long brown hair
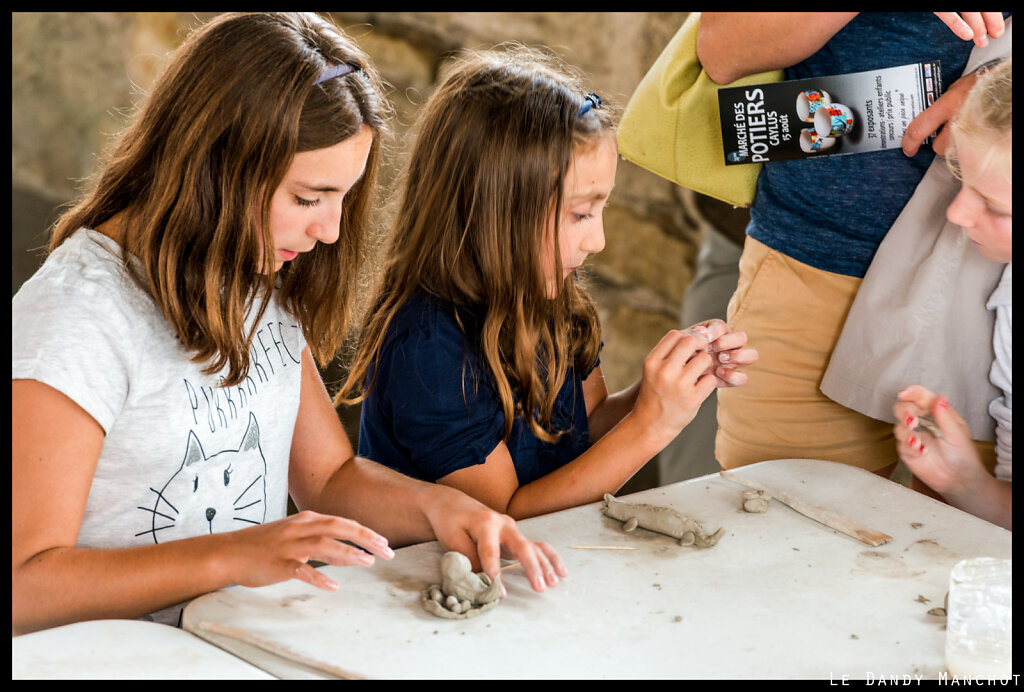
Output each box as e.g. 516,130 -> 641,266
12,13 -> 563,636
343,46 -> 757,520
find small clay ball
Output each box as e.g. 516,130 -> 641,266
743,498 -> 769,513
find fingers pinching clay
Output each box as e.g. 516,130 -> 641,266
422,552 -> 501,620
914,413 -> 944,439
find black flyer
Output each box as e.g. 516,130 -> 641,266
718,61 -> 943,165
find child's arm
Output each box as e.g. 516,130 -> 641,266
893,385 -> 1011,530
286,348 -> 567,592
11,379 -> 385,635
439,330 -> 725,519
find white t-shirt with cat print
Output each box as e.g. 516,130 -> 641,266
12,228 -> 306,626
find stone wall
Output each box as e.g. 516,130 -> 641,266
12,12 -> 705,488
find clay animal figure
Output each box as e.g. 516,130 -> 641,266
421,551 -> 502,620
601,494 -> 724,548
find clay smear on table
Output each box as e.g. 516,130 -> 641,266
422,552 -> 501,620
601,494 -> 724,548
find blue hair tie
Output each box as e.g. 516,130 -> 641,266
577,92 -> 602,118
315,63 -> 358,85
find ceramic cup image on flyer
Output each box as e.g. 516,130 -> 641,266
815,103 -> 855,138
796,89 -> 831,122
799,128 -> 836,153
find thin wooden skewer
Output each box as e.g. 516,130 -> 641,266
500,545 -> 638,571
568,545 -> 638,550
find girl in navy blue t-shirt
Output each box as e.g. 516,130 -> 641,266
340,46 -> 757,520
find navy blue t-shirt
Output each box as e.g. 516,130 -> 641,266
357,293 -> 599,485
748,12 -> 980,277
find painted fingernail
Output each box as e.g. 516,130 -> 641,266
908,435 -> 918,448
937,396 -> 949,409
906,415 -> 916,427
718,352 -> 730,362
918,441 -> 927,454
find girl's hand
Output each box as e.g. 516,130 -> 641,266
422,484 -> 567,594
633,329 -> 719,443
219,510 -> 395,592
686,319 -> 758,387
892,385 -> 988,497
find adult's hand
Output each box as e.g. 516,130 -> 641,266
901,70 -> 980,157
933,12 -> 1007,48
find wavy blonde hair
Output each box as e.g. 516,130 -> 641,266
50,12 -> 392,386
340,45 -> 613,443
947,58 -> 1012,185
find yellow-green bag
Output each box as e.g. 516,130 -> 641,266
617,13 -> 783,208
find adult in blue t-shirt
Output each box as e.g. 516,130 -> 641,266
696,12 -> 1009,476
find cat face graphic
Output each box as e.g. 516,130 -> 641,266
139,412 -> 267,544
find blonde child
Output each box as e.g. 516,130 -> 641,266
12,13 -> 563,635
893,59 -> 1012,530
342,46 -> 757,520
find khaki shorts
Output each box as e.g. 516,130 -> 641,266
716,237 -> 995,475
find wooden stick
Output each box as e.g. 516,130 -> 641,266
721,470 -> 893,546
500,546 -> 639,571
568,545 -> 638,550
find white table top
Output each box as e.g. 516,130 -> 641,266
11,618 -> 275,679
181,459 -> 1012,679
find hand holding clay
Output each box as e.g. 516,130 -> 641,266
422,551 -> 502,620
420,483 -> 566,593
630,329 -> 718,444
692,318 -> 758,387
892,385 -> 989,497
218,510 -> 394,592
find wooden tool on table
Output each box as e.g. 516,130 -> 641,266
721,469 -> 893,547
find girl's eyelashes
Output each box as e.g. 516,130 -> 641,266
294,195 -> 320,207
570,202 -> 609,222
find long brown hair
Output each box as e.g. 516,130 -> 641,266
49,12 -> 392,386
341,45 -> 613,443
